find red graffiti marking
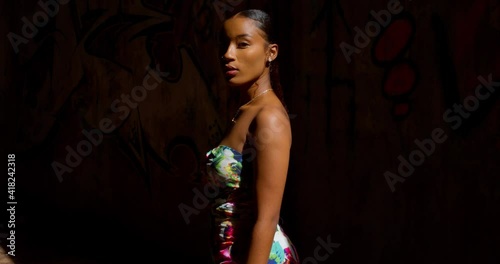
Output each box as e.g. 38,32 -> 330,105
373,17 -> 414,64
383,62 -> 417,98
392,102 -> 410,118
371,12 -> 417,120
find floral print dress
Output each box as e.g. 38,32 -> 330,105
206,145 -> 299,264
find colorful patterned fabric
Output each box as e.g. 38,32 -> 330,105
206,145 -> 299,264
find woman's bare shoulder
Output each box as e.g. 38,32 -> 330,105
253,104 -> 291,142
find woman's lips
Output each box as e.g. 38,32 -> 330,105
224,64 -> 238,77
225,70 -> 238,77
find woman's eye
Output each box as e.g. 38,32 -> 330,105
237,42 -> 249,48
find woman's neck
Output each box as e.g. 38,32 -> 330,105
238,73 -> 272,105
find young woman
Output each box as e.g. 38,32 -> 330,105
205,9 -> 300,264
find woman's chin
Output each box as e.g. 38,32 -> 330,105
226,77 -> 254,88
226,78 -> 241,87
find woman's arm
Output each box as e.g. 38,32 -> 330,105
246,107 -> 291,264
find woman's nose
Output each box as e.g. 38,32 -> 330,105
222,46 -> 235,61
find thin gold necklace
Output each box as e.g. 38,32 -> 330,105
231,88 -> 273,123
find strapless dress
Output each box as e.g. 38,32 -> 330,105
206,144 -> 299,264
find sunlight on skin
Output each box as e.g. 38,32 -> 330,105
0,245 -> 15,264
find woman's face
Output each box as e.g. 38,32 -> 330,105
221,16 -> 271,87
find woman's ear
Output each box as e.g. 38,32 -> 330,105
268,43 -> 278,61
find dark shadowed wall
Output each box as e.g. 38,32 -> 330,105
2,0 -> 499,263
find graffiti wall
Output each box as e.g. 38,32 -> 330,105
2,0 -> 499,263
